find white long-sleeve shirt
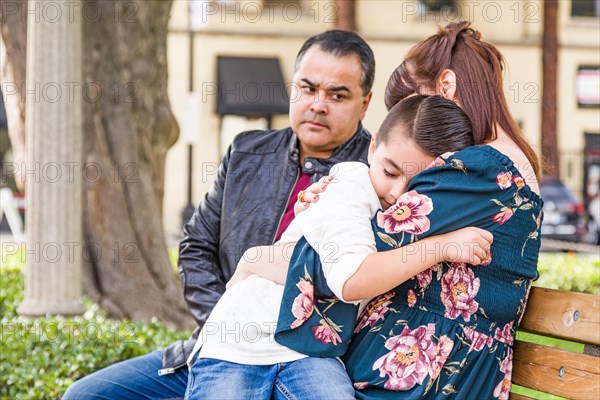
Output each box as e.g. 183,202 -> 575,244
189,162 -> 380,366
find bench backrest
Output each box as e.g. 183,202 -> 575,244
511,287 -> 600,400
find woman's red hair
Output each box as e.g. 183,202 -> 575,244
385,21 -> 541,180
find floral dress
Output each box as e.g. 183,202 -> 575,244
275,146 -> 543,399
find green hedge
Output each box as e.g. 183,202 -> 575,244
1,248 -> 598,399
535,252 -> 600,294
1,250 -> 192,400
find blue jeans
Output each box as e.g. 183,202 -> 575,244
185,357 -> 355,400
63,349 -> 188,400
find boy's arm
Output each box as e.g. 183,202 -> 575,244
228,162 -> 379,294
226,243 -> 295,288
342,227 -> 492,301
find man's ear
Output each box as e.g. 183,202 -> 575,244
437,69 -> 458,101
359,92 -> 373,120
367,132 -> 377,165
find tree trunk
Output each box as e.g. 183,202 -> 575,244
542,0 -> 559,178
0,0 -> 27,192
2,0 -> 193,329
81,0 -> 192,329
335,0 -> 357,31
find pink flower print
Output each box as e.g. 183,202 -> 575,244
493,350 -> 513,400
416,268 -> 433,289
493,375 -> 512,400
494,321 -> 515,346
440,263 -> 480,322
426,157 -> 446,170
499,348 -> 513,374
290,279 -> 314,329
440,151 -> 457,159
372,323 -> 438,391
428,335 -> 454,380
496,172 -> 513,189
425,152 -> 456,170
353,382 -> 368,390
377,190 -> 433,235
407,290 -> 417,308
478,248 -> 492,266
463,326 -> 494,353
354,292 -> 395,332
513,175 -> 525,189
312,320 -> 342,346
492,208 -> 514,225
518,284 -> 533,325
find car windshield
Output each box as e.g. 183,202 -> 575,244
541,183 -> 577,203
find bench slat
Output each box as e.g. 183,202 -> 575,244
519,287 -> 600,345
512,341 -> 600,399
509,393 -> 534,400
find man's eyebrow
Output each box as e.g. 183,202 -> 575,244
300,78 -> 351,93
327,84 -> 351,93
300,78 -> 318,87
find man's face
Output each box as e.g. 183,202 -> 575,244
289,46 -> 372,161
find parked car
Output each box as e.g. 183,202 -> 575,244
540,178 -> 590,243
587,196 -> 599,244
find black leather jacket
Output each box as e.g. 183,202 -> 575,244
161,124 -> 371,373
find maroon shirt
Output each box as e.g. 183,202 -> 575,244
275,171 -> 312,241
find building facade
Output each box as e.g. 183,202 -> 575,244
162,0 -> 600,238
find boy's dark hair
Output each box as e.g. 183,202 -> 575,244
377,95 -> 474,155
295,30 -> 375,96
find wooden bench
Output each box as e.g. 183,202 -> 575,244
511,287 -> 600,399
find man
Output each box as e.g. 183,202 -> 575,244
64,29 -> 375,399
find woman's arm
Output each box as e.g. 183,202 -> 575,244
342,226 -> 493,301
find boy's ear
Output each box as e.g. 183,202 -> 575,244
367,133 -> 377,165
437,69 -> 458,101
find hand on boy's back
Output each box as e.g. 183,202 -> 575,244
294,175 -> 334,216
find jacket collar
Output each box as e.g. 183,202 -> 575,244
288,122 -> 370,177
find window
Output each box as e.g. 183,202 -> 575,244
263,0 -> 302,6
571,0 -> 600,17
420,0 -> 457,13
576,66 -> 600,108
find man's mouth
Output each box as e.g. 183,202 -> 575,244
305,120 -> 326,128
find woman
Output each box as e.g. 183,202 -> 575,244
184,95 -> 491,400
290,20 -> 542,399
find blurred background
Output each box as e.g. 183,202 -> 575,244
1,0 -> 599,246
0,2 -> 598,398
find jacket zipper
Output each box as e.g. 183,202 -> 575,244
271,168 -> 299,243
158,357 -> 188,375
157,367 -> 177,376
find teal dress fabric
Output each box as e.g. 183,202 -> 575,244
275,146 -> 544,399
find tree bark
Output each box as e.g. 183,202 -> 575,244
0,0 -> 27,192
81,0 -> 192,329
541,0 -> 559,178
335,0 -> 357,31
2,0 -> 193,329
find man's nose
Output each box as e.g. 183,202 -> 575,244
310,93 -> 327,114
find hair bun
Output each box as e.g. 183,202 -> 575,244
441,20 -> 481,41
384,65 -> 403,111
